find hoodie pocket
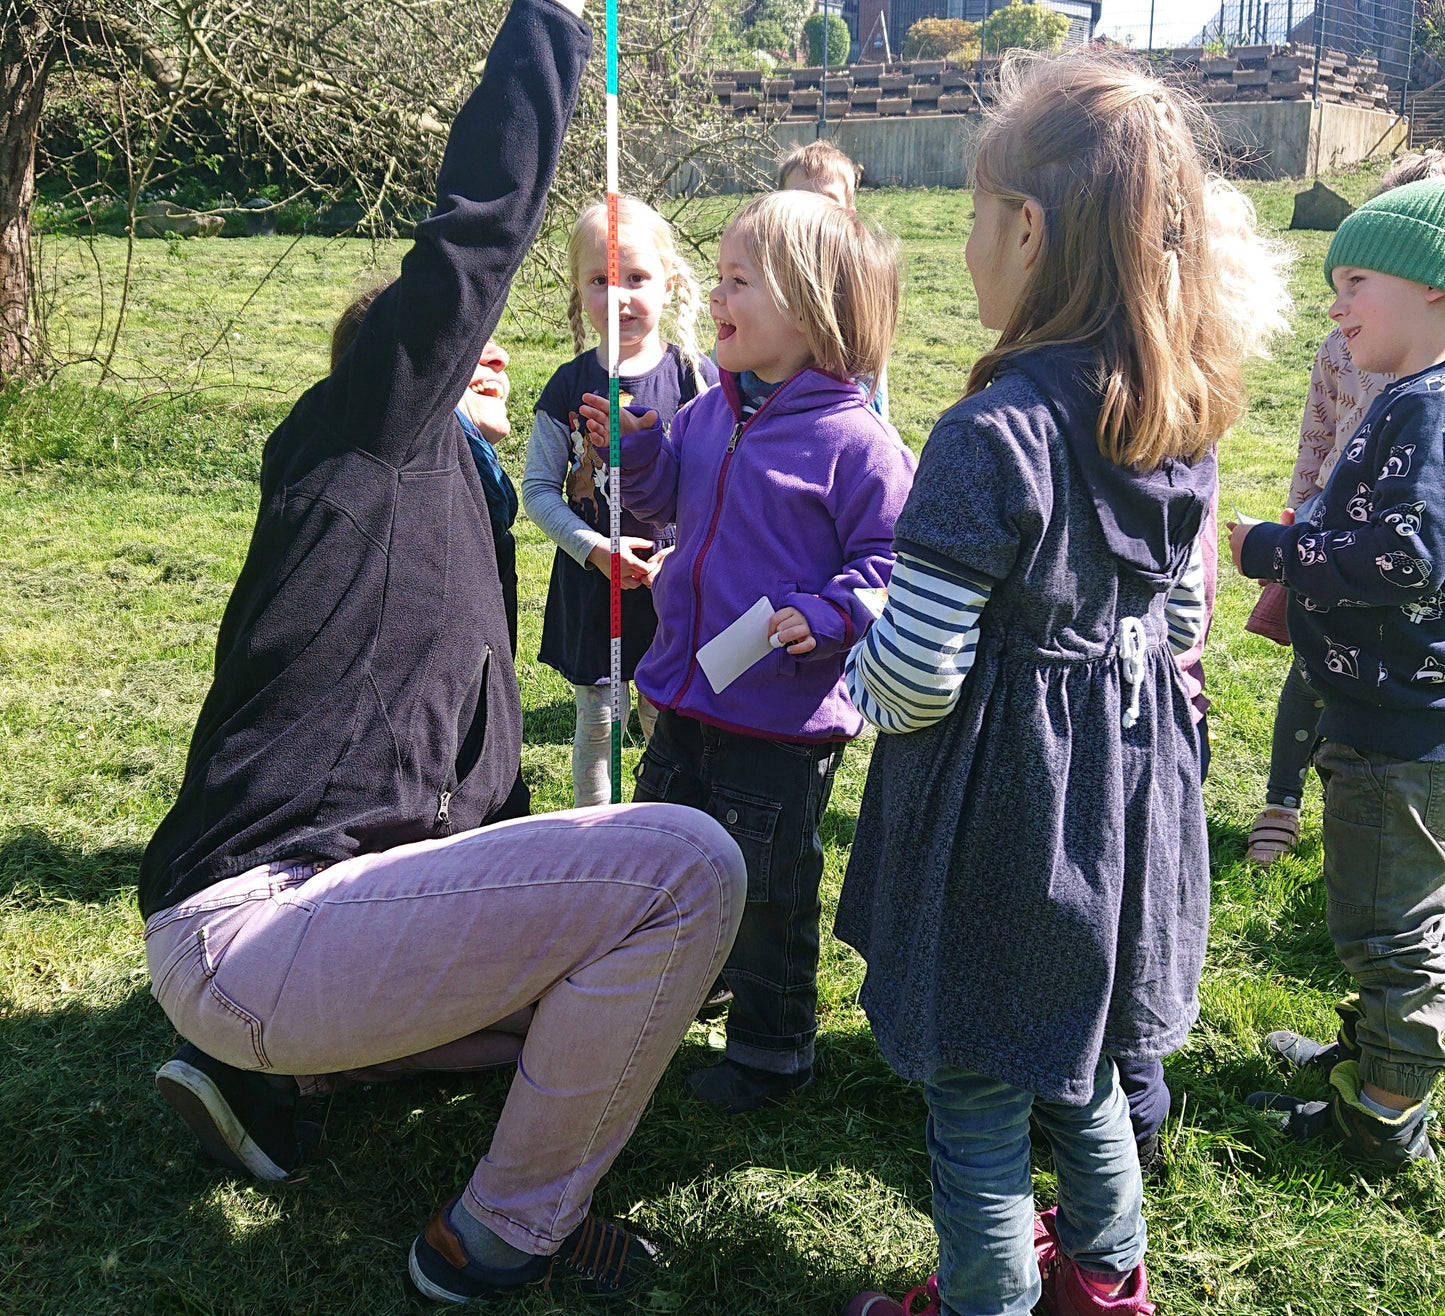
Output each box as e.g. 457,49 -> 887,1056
437,644 -> 492,835
453,644 -> 493,788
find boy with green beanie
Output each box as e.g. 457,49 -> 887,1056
1227,176 -> 1445,1169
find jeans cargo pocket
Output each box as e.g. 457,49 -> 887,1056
710,789 -> 782,904
633,750 -> 683,802
1318,741 -> 1386,828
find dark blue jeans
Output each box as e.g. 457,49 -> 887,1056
633,707 -> 844,1074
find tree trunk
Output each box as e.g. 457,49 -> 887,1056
1,9 -> 59,385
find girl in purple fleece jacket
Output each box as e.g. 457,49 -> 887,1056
580,190 -> 916,1114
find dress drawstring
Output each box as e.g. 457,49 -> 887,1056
1117,616 -> 1147,729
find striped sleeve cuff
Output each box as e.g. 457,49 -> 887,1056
846,550 -> 992,734
1165,536 -> 1206,656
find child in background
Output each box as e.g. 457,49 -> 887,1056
1245,149 -> 1445,865
777,138 -> 862,209
521,197 -> 716,806
583,190 -> 916,1114
776,140 -> 889,424
1232,178 -> 1445,1170
839,54 -> 1244,1316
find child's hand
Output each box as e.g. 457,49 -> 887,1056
769,606 -> 816,655
586,537 -> 657,588
1280,507 -> 1296,526
579,393 -> 658,447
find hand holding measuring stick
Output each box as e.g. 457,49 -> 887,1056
579,393 -> 658,440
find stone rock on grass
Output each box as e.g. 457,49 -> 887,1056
1290,181 -> 1353,231
135,201 -> 225,238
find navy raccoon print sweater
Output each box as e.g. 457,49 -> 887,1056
1242,362 -> 1445,761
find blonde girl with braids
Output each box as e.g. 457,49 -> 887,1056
521,196 -> 716,807
838,53 -> 1265,1316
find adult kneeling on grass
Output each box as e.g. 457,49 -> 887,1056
134,0 -> 745,1303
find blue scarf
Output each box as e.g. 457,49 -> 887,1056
456,407 -> 519,541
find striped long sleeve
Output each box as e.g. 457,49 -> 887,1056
845,550 -> 993,734
1165,535 -> 1206,657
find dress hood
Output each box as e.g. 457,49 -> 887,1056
1005,346 -> 1215,588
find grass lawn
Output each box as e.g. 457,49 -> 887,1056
3,169 -> 1444,1315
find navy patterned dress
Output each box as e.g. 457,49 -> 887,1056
835,347 -> 1215,1104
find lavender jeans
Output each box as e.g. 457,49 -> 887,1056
143,804 -> 744,1253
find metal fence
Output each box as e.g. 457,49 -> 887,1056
1191,1 -> 1418,93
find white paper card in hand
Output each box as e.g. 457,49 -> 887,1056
854,586 -> 887,620
1230,501 -> 1264,527
696,596 -> 776,694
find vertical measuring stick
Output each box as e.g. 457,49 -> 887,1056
605,0 -> 623,804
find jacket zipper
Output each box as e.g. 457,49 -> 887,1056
674,386 -> 789,706
435,789 -> 453,833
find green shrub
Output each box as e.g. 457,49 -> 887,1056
803,12 -> 850,65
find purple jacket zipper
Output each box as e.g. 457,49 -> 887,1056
673,383 -> 787,708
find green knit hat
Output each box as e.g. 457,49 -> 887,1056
1325,178 -> 1445,291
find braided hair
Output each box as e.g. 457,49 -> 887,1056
966,50 -> 1251,469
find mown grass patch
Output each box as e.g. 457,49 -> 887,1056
2,177 -> 1443,1315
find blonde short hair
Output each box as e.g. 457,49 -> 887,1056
1204,176 -> 1293,362
724,190 -> 898,388
777,140 -> 862,207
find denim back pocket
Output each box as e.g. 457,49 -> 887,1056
709,788 -> 782,903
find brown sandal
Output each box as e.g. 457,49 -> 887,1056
1246,807 -> 1300,864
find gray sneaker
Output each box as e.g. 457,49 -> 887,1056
1264,997 -> 1363,1076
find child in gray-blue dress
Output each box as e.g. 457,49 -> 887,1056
838,53 -> 1254,1316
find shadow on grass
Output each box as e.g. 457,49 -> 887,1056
0,828 -> 143,906
0,827 -> 936,1313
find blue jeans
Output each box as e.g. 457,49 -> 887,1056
633,707 -> 844,1074
925,1056 -> 1146,1316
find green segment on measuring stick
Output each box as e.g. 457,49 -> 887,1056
606,0 -> 618,92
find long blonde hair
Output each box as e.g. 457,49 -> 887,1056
966,51 -> 1247,469
725,190 -> 898,390
565,196 -> 706,390
1205,176 -> 1293,362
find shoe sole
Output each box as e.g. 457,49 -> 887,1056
407,1239 -> 473,1305
155,1058 -> 290,1182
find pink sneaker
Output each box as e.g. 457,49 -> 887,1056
844,1274 -> 940,1316
1034,1209 -> 1155,1315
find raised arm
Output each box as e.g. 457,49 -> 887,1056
329,0 -> 591,462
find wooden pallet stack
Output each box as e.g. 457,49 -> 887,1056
707,43 -> 1396,122
709,58 -> 989,120
1165,43 -> 1393,109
